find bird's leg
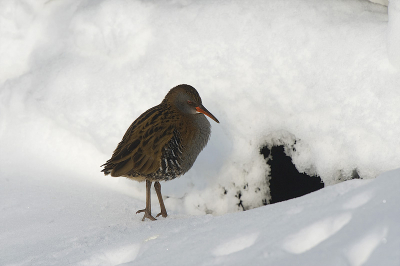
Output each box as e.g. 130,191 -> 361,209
136,180 -> 156,221
154,181 -> 168,218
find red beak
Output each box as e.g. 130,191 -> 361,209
196,105 -> 220,123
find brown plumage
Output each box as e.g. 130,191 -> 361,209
101,84 -> 219,221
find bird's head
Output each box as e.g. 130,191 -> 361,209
165,84 -> 219,123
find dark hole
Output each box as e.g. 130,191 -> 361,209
260,145 -> 324,204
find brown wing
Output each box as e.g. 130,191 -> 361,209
101,104 -> 178,177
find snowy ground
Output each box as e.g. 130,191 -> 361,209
1,164 -> 399,265
1,0 -> 400,265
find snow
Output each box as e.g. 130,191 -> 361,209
388,0 -> 400,67
1,0 -> 400,265
370,0 -> 389,6
1,165 -> 399,265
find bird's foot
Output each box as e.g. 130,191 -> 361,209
156,210 -> 168,218
136,209 -> 156,221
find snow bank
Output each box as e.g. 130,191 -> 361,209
1,0 -> 399,215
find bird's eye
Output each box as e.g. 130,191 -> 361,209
187,100 -> 193,105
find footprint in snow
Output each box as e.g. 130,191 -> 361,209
213,233 -> 259,256
282,212 -> 352,254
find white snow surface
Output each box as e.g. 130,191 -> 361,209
388,0 -> 400,67
1,162 -> 399,265
1,0 -> 400,265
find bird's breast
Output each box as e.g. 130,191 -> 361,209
145,113 -> 211,181
180,114 -> 211,172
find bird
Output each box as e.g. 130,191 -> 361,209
101,84 -> 219,221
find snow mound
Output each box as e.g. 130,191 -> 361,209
1,0 -> 399,215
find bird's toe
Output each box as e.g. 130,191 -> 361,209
136,209 -> 157,221
156,211 -> 168,218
